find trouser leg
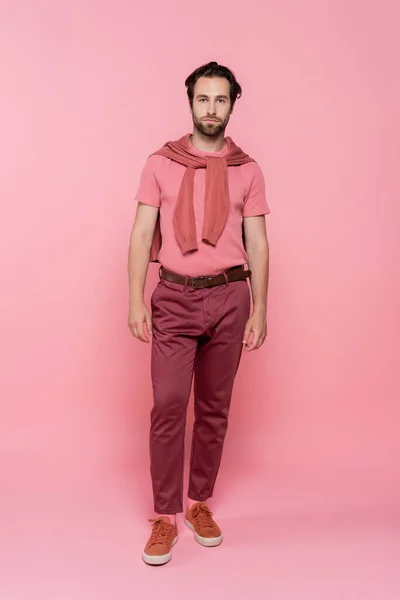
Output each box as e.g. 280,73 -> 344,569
150,280 -> 199,514
188,280 -> 251,501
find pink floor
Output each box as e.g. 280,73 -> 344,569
2,469 -> 399,600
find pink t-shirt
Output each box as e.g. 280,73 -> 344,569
134,137 -> 270,276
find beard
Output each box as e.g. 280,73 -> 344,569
192,113 -> 230,137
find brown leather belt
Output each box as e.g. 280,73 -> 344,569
160,265 -> 251,289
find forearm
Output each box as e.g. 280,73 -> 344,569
128,226 -> 152,306
247,240 -> 269,316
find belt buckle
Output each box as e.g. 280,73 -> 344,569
191,276 -> 213,289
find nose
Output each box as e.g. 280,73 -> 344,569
207,99 -> 217,115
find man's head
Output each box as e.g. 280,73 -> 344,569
185,61 -> 242,138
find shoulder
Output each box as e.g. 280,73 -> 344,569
143,153 -> 170,172
239,161 -> 264,178
138,154 -> 176,186
236,161 -> 266,190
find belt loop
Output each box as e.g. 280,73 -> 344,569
183,276 -> 189,292
158,266 -> 163,280
223,272 -> 229,287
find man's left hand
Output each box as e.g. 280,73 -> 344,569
243,312 -> 267,352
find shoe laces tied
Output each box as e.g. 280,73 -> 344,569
147,518 -> 173,548
192,503 -> 218,531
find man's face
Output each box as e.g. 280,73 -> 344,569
191,77 -> 232,137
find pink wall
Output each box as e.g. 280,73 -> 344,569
1,1 -> 400,592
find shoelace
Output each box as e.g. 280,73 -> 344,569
147,518 -> 173,548
191,503 -> 219,532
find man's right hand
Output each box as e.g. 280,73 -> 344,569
128,302 -> 153,343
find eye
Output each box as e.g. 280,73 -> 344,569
217,99 -> 225,103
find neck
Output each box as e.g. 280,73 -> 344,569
190,128 -> 227,153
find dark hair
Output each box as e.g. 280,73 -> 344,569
185,61 -> 242,109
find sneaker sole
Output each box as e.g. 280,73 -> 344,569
142,536 -> 178,566
184,519 -> 223,547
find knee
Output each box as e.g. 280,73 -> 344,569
151,389 -> 188,437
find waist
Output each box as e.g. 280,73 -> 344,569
159,265 -> 251,289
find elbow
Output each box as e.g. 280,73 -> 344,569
130,225 -> 154,250
247,237 -> 269,259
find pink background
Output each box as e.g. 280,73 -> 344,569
1,1 -> 400,598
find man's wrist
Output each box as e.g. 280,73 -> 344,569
252,304 -> 267,318
130,294 -> 145,307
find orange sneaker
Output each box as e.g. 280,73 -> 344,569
185,502 -> 223,547
142,517 -> 178,565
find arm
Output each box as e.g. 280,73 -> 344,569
242,215 -> 270,352
128,202 -> 159,343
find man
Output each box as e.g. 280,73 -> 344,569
128,61 -> 270,566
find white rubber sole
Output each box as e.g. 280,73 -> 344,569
184,519 -> 223,547
142,536 -> 178,565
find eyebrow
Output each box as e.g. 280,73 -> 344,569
196,94 -> 229,100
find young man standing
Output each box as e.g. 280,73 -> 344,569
128,61 -> 270,565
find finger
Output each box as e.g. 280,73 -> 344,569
143,321 -> 152,340
256,332 -> 266,349
127,321 -> 136,336
130,323 -> 141,341
243,324 -> 252,345
145,313 -> 153,336
243,330 -> 255,351
245,330 -> 261,352
136,321 -> 149,343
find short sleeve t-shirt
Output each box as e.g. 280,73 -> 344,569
134,137 -> 270,276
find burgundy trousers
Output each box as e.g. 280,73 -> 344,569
149,274 -> 250,515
